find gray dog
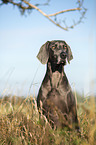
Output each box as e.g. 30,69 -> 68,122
37,40 -> 80,132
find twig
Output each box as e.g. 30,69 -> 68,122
10,0 -> 32,10
23,0 -> 68,30
0,0 -> 86,31
48,8 -> 81,17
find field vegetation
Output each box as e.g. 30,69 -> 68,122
0,93 -> 96,145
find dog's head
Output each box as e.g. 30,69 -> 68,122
37,40 -> 73,65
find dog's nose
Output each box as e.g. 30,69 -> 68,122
60,52 -> 67,59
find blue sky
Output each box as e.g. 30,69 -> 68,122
0,0 -> 96,97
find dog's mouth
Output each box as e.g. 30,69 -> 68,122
56,59 -> 66,65
50,60 -> 66,73
56,63 -> 64,68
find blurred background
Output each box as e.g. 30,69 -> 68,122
0,0 -> 96,97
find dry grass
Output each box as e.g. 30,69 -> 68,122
0,94 -> 96,145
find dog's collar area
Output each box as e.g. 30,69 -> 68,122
50,63 -> 64,73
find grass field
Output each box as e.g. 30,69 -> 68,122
0,93 -> 96,145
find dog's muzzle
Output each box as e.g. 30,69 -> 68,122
56,52 -> 67,65
60,52 -> 67,59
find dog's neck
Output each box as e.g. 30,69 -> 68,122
47,61 -> 64,88
47,61 -> 64,74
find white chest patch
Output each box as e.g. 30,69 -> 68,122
51,71 -> 61,88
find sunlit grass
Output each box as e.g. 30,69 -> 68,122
0,94 -> 96,145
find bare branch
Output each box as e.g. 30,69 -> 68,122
0,0 -> 87,31
23,0 -> 68,30
48,8 -> 81,17
10,1 -> 32,10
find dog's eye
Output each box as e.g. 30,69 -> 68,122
63,45 -> 67,50
52,46 -> 55,49
64,45 -> 67,49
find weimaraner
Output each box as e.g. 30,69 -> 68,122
37,40 -> 80,132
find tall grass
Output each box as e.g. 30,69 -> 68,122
0,94 -> 96,145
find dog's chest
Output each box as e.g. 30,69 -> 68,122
51,71 -> 61,88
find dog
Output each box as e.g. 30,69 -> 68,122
37,40 -> 80,132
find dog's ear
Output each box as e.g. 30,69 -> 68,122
67,44 -> 73,63
37,41 -> 50,64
